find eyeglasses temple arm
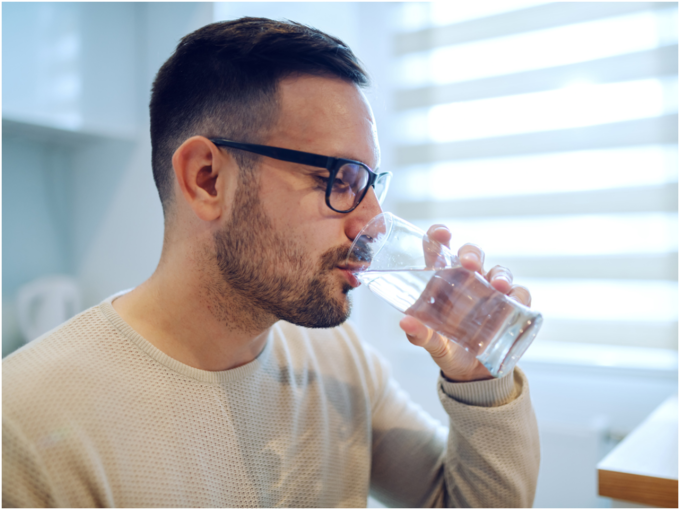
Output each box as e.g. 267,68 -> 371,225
210,139 -> 331,169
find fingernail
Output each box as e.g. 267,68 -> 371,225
433,227 -> 451,241
461,252 -> 479,264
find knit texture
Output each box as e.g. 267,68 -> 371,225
3,294 -> 540,507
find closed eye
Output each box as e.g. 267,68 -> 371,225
330,178 -> 350,193
313,174 -> 331,191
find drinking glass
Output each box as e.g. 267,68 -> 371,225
345,212 -> 542,378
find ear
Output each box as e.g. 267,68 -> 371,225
172,136 -> 232,222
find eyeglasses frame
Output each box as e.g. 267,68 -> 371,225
209,138 -> 391,213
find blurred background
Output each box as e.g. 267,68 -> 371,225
3,2 -> 677,507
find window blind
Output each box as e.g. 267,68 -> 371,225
391,2 -> 678,349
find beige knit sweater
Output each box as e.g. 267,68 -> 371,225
3,294 -> 540,508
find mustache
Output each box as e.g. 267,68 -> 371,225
319,245 -> 353,271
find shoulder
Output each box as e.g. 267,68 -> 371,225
3,301 -> 140,424
4,303 -> 116,375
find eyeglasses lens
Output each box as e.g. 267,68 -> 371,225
374,172 -> 391,205
329,163 -> 369,212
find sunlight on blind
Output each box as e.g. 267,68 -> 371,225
394,145 -> 678,200
524,279 -> 678,322
395,77 -> 677,143
393,2 -> 678,349
396,7 -> 677,87
411,213 -> 678,257
398,0 -> 546,31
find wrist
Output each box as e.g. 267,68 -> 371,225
439,369 -> 519,407
441,369 -> 494,383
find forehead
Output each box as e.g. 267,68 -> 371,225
266,75 -> 380,168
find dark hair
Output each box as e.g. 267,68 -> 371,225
149,17 -> 370,216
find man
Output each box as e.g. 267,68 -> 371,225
3,18 -> 540,507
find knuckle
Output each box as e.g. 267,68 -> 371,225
458,243 -> 485,264
459,242 -> 481,253
428,334 -> 450,360
491,265 -> 513,281
430,345 -> 448,361
511,285 -> 531,305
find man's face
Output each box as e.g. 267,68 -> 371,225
213,75 -> 382,329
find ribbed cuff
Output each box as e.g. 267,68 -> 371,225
438,369 -> 517,408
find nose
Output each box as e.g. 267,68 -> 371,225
345,186 -> 383,242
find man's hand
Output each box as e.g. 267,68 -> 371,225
398,224 -> 532,382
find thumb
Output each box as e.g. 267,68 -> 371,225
399,316 -> 452,363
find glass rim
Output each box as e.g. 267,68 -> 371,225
344,212 -> 395,271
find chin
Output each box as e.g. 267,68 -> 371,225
337,293 -> 353,322
323,295 -> 353,328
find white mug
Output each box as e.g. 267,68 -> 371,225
16,275 -> 81,343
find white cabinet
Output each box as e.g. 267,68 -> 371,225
3,2 -> 139,138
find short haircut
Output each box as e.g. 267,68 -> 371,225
149,17 -> 370,216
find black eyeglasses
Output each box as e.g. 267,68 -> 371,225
209,138 -> 392,213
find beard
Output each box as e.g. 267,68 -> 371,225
211,171 -> 353,331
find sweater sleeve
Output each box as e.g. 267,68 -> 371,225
3,414 -> 57,508
368,362 -> 540,508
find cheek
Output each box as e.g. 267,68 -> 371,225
257,170 -> 313,220
274,214 -> 346,268
259,186 -> 332,240
256,169 -> 347,257
285,220 -> 335,254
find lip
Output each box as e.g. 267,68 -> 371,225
337,267 -> 362,288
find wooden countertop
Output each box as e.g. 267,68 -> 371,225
598,394 -> 678,508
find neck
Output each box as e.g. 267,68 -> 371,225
112,252 -> 273,372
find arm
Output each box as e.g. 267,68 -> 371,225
437,368 -> 540,507
369,364 -> 540,508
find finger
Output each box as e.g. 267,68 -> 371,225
423,224 -> 452,268
399,316 -> 451,361
457,243 -> 485,274
507,285 -> 532,307
486,265 -> 514,294
400,315 -> 491,382
426,224 -> 451,247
